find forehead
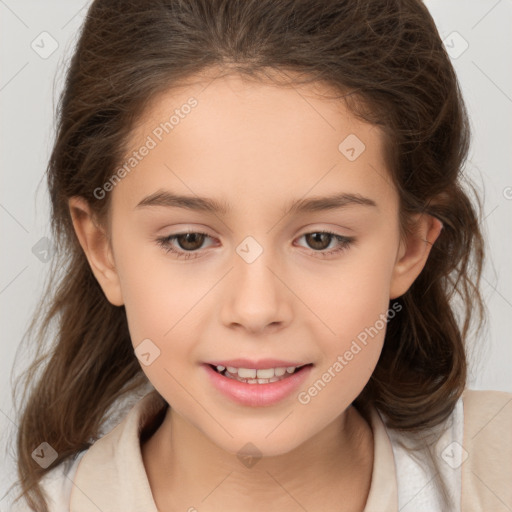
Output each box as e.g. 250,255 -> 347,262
112,71 -> 395,216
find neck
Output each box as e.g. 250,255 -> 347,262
142,404 -> 374,512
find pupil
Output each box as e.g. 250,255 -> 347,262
307,232 -> 330,250
180,233 -> 204,250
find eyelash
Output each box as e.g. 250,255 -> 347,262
155,230 -> 355,260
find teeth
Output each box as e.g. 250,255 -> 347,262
218,365 -> 303,379
255,368 -> 274,379
235,366 -> 297,378
238,368 -> 257,378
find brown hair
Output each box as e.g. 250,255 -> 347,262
8,0 -> 485,509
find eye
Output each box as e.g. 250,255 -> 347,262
155,231 -> 215,259
155,230 -> 355,259
295,231 -> 355,257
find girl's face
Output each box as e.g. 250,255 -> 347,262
73,71 -> 440,456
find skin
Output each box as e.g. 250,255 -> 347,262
69,69 -> 442,512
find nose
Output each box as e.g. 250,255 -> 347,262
220,245 -> 292,335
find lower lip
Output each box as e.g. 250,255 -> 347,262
203,363 -> 313,407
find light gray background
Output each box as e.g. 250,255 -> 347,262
1,0 -> 511,508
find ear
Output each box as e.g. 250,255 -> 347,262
389,213 -> 443,300
68,196 -> 124,306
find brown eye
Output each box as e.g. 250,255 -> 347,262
296,231 -> 355,257
155,231 -> 214,259
304,232 -> 333,251
175,232 -> 206,251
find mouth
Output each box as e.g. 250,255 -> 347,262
203,361 -> 314,407
207,363 -> 313,385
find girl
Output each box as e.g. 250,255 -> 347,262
9,0 -> 512,511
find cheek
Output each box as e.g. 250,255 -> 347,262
306,240 -> 397,341
114,236 -> 204,340
114,238 -> 218,395
295,240 -> 397,406
114,248 -> 199,396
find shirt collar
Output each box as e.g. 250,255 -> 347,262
70,390 -> 398,511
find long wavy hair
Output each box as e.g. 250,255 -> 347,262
8,0 -> 485,510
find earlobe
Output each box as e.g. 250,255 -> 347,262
389,214 -> 443,300
68,196 -> 124,306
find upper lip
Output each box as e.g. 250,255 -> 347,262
206,359 -> 311,370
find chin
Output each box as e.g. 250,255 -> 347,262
206,421 -> 310,460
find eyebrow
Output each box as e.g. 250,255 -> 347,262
135,190 -> 378,215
